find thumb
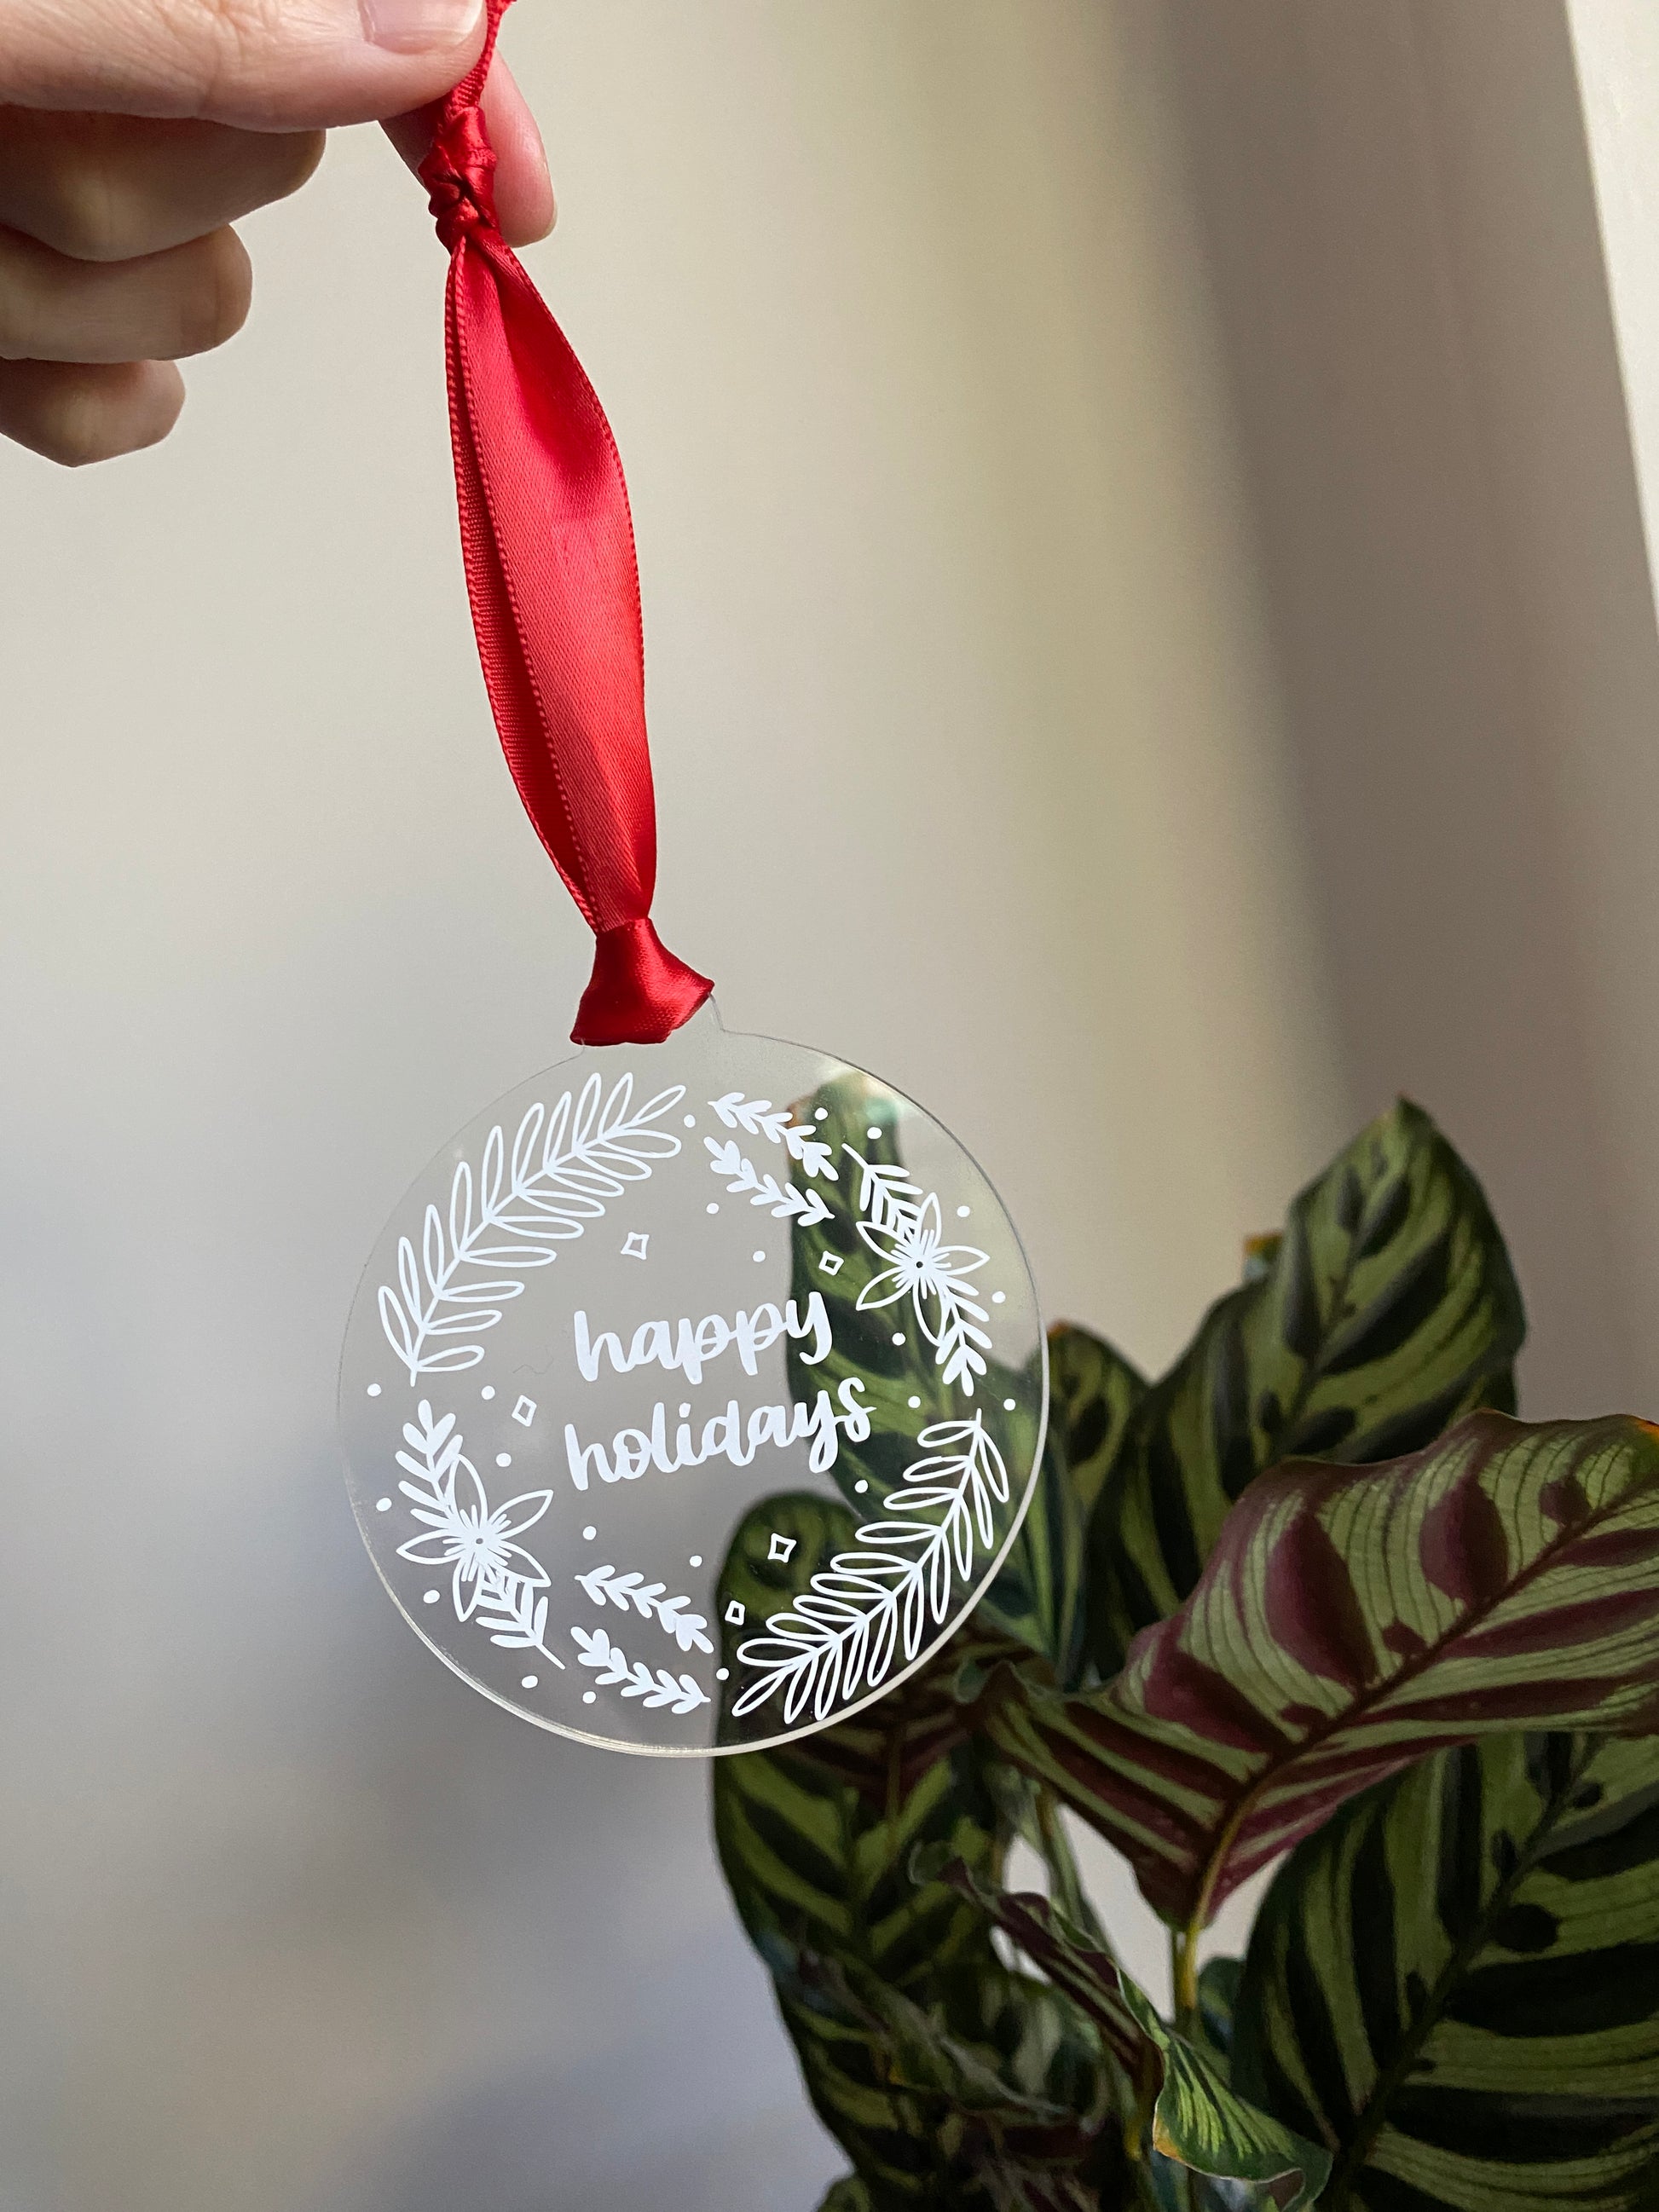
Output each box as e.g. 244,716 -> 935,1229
0,0 -> 488,130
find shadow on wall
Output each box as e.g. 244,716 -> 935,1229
338,1995 -> 841,2212
1149,0 -> 1659,1418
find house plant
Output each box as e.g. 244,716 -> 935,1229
713,1100 -> 1659,2209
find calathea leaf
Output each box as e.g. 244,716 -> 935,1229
979,1325 -> 1147,1685
1232,1729 -> 1659,2211
714,1730 -> 1006,2201
939,1868 -> 1329,2210
714,1494 -> 1020,2202
818,2180 -> 874,2212
1195,1957 -> 1243,2071
818,1959 -> 1113,2208
1089,1101 -> 1524,1673
987,1412 -> 1659,1927
1049,1321 -> 1148,1523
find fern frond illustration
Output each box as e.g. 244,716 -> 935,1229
732,1412 -> 1008,1724
571,1624 -> 710,1713
705,1137 -> 833,1226
575,1562 -> 714,1654
378,1073 -> 684,1380
708,1092 -> 837,1179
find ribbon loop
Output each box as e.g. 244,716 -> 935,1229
414,0 -> 713,1046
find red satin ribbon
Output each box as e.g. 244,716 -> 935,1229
415,0 -> 712,1046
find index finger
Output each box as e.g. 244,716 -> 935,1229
0,0 -> 487,129
383,57 -> 553,248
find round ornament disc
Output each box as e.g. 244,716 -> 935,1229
339,1003 -> 1046,1754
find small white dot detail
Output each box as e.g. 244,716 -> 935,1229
707,1201 -> 720,1214
957,1204 -> 971,1218
582,1524 -> 597,1541
814,1107 -> 828,1120
521,1675 -> 538,1689
908,1395 -> 922,1409
1004,1398 -> 1017,1411
423,1591 -> 439,1605
866,1125 -> 882,1140
690,1554 -> 703,1568
716,1667 -> 731,1682
375,1497 -> 391,1512
495,1453 -> 512,1468
679,1403 -> 691,1418
481,1386 -> 496,1401
683,1113 -> 697,1128
854,1479 -> 869,1494
992,1291 -> 1006,1304
892,1331 -> 905,1345
753,1250 -> 766,1263
366,1383 -> 381,1397
583,1691 -> 597,1705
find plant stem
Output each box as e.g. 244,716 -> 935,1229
1171,1921 -> 1199,2036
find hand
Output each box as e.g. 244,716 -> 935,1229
0,0 -> 552,465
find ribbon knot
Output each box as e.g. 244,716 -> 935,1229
419,107 -> 499,253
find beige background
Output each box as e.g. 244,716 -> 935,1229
0,3 -> 1654,2208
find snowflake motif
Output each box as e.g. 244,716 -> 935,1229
396,1452 -> 553,1623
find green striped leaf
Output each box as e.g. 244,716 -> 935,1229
1233,1729 -> 1659,2211
818,2180 -> 872,2212
987,1412 -> 1659,1926
1049,1321 -> 1147,1524
1090,1102 -> 1523,1673
1195,1955 -> 1243,2070
944,1872 -> 1330,2209
714,1493 -> 1020,2200
816,1961 -> 1112,2208
979,1325 -> 1147,1685
715,1720 -> 1007,2199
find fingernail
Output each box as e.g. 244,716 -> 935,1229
360,0 -> 483,54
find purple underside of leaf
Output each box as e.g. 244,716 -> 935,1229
993,1411 -> 1659,1924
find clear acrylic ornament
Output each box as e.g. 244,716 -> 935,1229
339,1003 -> 1047,1755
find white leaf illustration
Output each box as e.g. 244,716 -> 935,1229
571,1623 -> 710,1713
708,1093 -> 839,1180
575,1563 -> 713,1655
705,1138 -> 834,1227
732,1412 -> 1009,1725
378,1074 -> 685,1380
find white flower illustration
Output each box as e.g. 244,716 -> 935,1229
847,1165 -> 993,1391
396,1448 -> 552,1622
856,1190 -> 987,1314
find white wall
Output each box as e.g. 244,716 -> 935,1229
0,8 -> 1344,2208
1157,0 -> 1659,1419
